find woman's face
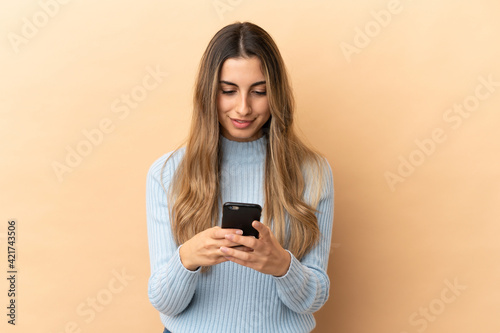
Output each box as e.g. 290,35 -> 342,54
217,56 -> 271,142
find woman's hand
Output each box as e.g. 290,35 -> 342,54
179,226 -> 247,271
220,221 -> 291,277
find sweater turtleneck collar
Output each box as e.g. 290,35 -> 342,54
220,134 -> 267,163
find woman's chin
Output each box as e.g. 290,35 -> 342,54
223,130 -> 262,142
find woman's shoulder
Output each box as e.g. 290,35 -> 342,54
302,154 -> 334,201
303,153 -> 333,178
147,147 -> 186,181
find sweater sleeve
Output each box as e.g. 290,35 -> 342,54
273,159 -> 334,314
146,153 -> 200,316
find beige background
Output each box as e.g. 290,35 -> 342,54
1,0 -> 499,332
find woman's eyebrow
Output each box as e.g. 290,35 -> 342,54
219,80 -> 266,87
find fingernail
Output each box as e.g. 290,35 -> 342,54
236,230 -> 243,235
225,234 -> 234,241
220,246 -> 228,253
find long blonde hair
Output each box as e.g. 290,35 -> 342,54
163,22 -> 325,260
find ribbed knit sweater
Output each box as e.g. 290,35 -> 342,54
146,135 -> 334,333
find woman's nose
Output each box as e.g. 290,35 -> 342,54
236,95 -> 251,116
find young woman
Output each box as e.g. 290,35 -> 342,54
147,22 -> 334,333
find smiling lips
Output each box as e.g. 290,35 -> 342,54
230,118 -> 254,129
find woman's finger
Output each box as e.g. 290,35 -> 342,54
212,227 -> 243,239
251,221 -> 270,240
224,233 -> 258,249
220,246 -> 253,262
219,239 -> 248,248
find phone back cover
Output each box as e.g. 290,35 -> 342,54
222,204 -> 261,238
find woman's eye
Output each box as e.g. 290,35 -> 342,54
254,91 -> 266,96
221,90 -> 236,95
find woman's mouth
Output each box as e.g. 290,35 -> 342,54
230,118 -> 253,129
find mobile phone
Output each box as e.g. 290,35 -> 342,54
221,202 -> 262,238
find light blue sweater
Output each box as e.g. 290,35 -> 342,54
146,135 -> 334,333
